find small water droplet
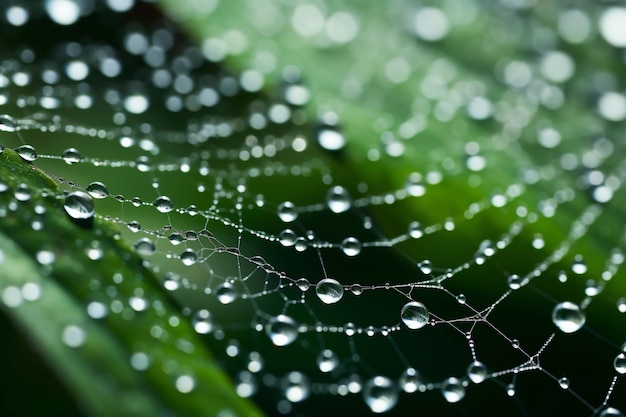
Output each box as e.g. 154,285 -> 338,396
316,278 -> 344,304
317,349 -> 339,373
14,183 -> 31,201
175,374 -> 195,393
467,361 -> 488,384
62,147 -> 82,164
350,284 -> 363,296
36,250 -> 56,265
294,237 -> 308,252
617,297 -> 626,313
192,309 -> 213,334
277,201 -> 298,222
180,249 -> 197,266
408,221 -> 424,238
279,229 -> 297,246
552,301 -> 586,333
133,238 -> 155,256
0,114 -> 17,132
86,301 -> 107,319
154,196 -> 174,213
295,278 -> 310,291
599,407 -> 624,417
571,255 -> 587,274
401,301 -> 429,329
127,221 -> 141,233
506,383 -> 516,396
405,173 -> 426,197
558,377 -> 570,389
216,282 -> 238,304
64,191 -> 95,220
316,124 -> 346,151
130,352 -> 150,371
441,377 -> 465,403
418,260 -> 432,274
281,371 -> 310,403
62,325 -> 86,348
399,368 -> 422,393
614,353 -> 626,374
86,182 -> 109,199
363,376 -> 398,413
341,237 -> 361,256
266,315 -> 298,346
327,186 -> 352,213
168,232 -> 185,245
508,274 -> 523,290
16,144 -> 37,161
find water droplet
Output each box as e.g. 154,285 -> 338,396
266,315 -> 298,346
316,278 -> 344,304
192,309 -> 213,334
127,221 -> 141,233
418,260 -> 432,274
133,238 -> 155,256
130,352 -> 150,371
405,173 -> 426,197
341,237 -> 361,256
558,377 -> 570,389
363,376 -> 398,413
508,274 -> 523,290
294,237 -> 308,252
175,374 -> 195,393
180,249 -> 197,266
350,284 -> 363,296
327,186 -> 352,213
16,144 -> 37,161
617,298 -> 626,313
236,371 -> 258,397
14,183 -> 31,201
506,383 -> 516,396
467,361 -> 488,384
216,282 -> 238,304
86,301 -> 107,319
552,301 -> 586,333
86,182 -> 109,199
571,255 -> 587,274
316,125 -> 346,151
281,372 -> 310,403
36,250 -> 56,265
599,407 -> 624,417
64,191 -> 95,220
154,196 -> 174,213
399,368 -> 422,393
295,278 -> 310,291
614,353 -> 626,374
62,148 -> 82,164
317,349 -> 339,373
168,232 -> 184,245
400,301 -> 429,329
0,114 -> 17,132
279,229 -> 297,246
408,221 -> 424,238
129,296 -> 148,312
46,0 -> 81,25
62,325 -> 86,348
277,201 -> 298,222
441,377 -> 465,403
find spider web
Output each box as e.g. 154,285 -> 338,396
0,1 -> 625,416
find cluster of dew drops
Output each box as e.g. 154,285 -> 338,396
0,1 -> 626,416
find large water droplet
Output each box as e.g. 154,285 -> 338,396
266,315 -> 298,346
552,301 -> 586,333
400,301 -> 429,329
399,368 -> 422,393
0,114 -> 18,132
133,238 -> 155,256
441,377 -> 465,403
16,144 -> 37,161
363,376 -> 398,413
86,182 -> 109,199
154,196 -> 174,213
317,349 -> 339,373
180,249 -> 197,266
341,237 -> 361,256
279,229 -> 297,246
327,186 -> 352,213
467,361 -> 488,384
192,309 -> 213,334
216,282 -> 238,304
316,278 -> 344,304
281,371 -> 310,403
614,352 -> 626,374
64,191 -> 95,220
62,148 -> 82,164
599,407 -> 624,417
277,201 -> 298,222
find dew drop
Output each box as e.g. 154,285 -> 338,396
400,301 -> 429,329
341,237 -> 361,256
36,250 -> 56,265
281,372 -> 310,403
216,282 -> 238,304
192,309 -> 213,334
266,315 -> 298,346
62,324 -> 86,348
552,301 -> 586,333
405,173 -> 426,197
127,221 -> 141,233
46,0 -> 81,25
14,183 -> 31,202
277,201 -> 298,222
316,125 -> 346,151
294,237 -> 308,252
0,114 -> 18,132
64,191 -> 95,220
295,278 -> 310,291
180,249 -> 197,266
327,186 -> 352,213
599,407 -> 624,417
507,274 -> 523,290
133,238 -> 155,256
350,284 -> 363,296
86,301 -> 107,319
86,182 -> 109,199
175,374 -> 195,394
62,148 -> 82,164
279,229 -> 297,246
418,260 -> 432,274
467,361 -> 488,384
408,221 -> 424,238
317,349 -> 339,373
316,278 -> 344,304
363,376 -> 398,413
441,377 -> 465,403
614,353 -> 626,374
558,377 -> 570,389
168,233 -> 185,245
617,298 -> 626,313
399,368 -> 422,393
16,144 -> 37,161
506,383 -> 516,396
571,255 -> 587,274
154,196 -> 174,213
130,352 -> 150,371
